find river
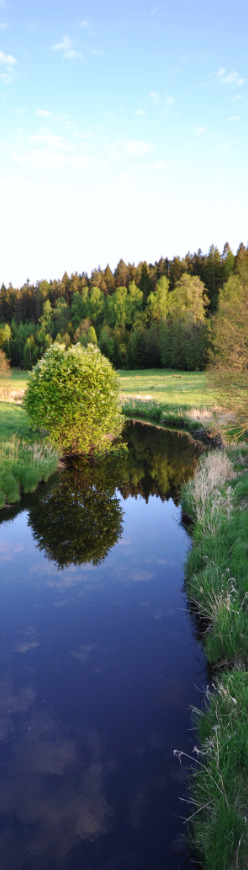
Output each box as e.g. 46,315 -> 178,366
0,421 -> 205,869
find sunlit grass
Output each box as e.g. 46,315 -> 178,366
0,400 -> 58,509
118,369 -> 219,428
0,368 -> 28,402
0,402 -> 31,442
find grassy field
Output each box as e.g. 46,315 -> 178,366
0,368 -> 28,401
0,401 -> 30,442
0,368 -> 219,425
118,369 -> 219,429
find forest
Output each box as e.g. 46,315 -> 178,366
0,241 -> 247,371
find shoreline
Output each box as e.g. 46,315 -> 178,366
181,445 -> 248,869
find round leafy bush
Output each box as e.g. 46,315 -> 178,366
24,343 -> 123,455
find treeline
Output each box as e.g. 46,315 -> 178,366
0,242 -> 247,371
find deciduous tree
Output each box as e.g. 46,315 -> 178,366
24,343 -> 123,455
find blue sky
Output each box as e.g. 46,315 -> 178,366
0,0 -> 247,286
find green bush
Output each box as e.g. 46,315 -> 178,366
24,342 -> 123,455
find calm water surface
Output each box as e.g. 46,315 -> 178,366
0,422 -> 205,870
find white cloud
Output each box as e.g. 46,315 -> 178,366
51,36 -> 83,60
79,19 -> 89,29
195,126 -> 206,136
0,48 -> 16,64
0,0 -> 7,9
11,131 -> 92,174
218,68 -> 245,86
0,22 -> 9,30
35,109 -> 52,118
165,96 -> 174,106
150,90 -> 161,106
133,108 -> 146,116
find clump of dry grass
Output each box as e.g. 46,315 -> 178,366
27,442 -> 58,465
183,451 -> 235,532
187,406 -> 214,422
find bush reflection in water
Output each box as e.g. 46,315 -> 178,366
28,421 -> 201,569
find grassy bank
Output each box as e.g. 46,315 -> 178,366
0,402 -> 59,509
181,447 -> 248,869
119,369 -> 219,430
0,367 -> 220,508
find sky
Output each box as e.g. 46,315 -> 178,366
0,0 -> 247,287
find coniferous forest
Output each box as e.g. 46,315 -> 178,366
0,242 -> 247,371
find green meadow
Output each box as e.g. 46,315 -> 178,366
119,369 -> 219,429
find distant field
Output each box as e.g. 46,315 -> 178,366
119,370 -> 219,427
0,369 -> 28,402
0,367 -> 219,430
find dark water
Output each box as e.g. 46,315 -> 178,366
0,422 -> 205,870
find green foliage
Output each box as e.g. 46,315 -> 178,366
168,273 -> 208,323
0,242 -> 240,371
86,325 -> 98,345
147,276 -> 169,322
209,272 -> 248,437
158,274 -> 209,371
24,342 -> 123,455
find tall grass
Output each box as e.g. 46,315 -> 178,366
187,672 -> 248,870
181,447 -> 248,868
0,439 -> 59,509
0,402 -> 59,509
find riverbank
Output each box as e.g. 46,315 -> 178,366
0,403 -> 59,508
119,369 -> 221,435
0,366 -> 223,508
181,446 -> 248,869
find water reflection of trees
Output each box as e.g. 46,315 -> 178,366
120,420 -> 201,505
27,422 -> 201,569
28,456 -> 124,569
